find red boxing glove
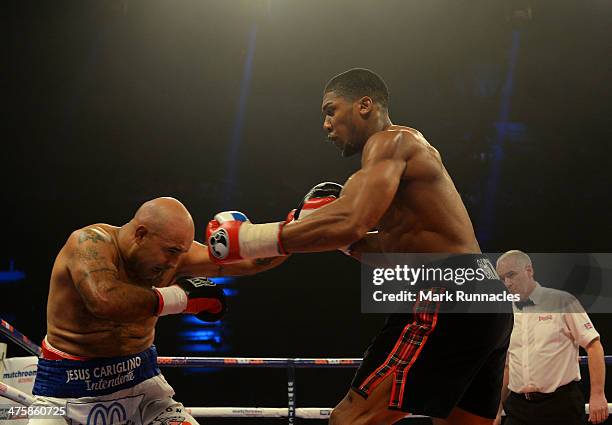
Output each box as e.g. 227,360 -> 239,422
154,276 -> 226,322
207,211 -> 286,263
294,182 -> 343,220
290,182 -> 353,255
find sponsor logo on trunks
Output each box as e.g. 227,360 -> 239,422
159,416 -> 191,425
65,356 -> 142,391
86,402 -> 127,425
68,394 -> 143,425
538,314 -> 553,321
585,322 -> 593,329
152,406 -> 191,425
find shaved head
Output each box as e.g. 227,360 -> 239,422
133,197 -> 195,241
120,197 -> 195,284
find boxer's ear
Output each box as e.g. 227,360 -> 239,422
357,96 -> 373,116
135,225 -> 148,242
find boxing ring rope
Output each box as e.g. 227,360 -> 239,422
2,317 -> 612,422
0,319 -> 41,357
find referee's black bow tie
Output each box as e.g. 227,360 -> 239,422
515,299 -> 535,310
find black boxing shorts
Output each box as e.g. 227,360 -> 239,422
351,254 -> 513,419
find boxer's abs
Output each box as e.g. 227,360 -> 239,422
47,324 -> 156,358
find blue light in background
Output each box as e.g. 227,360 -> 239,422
0,260 -> 26,283
478,30 -> 522,247
177,278 -> 237,361
209,277 -> 235,285
182,315 -> 224,326
179,329 -> 222,343
223,23 -> 258,208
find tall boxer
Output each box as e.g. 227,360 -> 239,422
207,69 -> 513,425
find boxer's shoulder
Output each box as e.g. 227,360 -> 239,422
74,224 -> 116,243
63,224 -> 119,263
363,126 -> 431,160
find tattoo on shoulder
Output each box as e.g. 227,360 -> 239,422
78,228 -> 111,244
80,246 -> 103,261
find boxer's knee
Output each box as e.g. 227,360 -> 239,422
330,390 -> 375,425
330,409 -> 392,425
329,391 -> 356,424
328,407 -> 343,425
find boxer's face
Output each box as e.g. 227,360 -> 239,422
496,259 -> 533,300
322,91 -> 364,157
130,227 -> 193,284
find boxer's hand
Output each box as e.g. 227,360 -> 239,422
290,182 -> 352,254
293,181 -> 343,220
207,211 -> 285,263
155,276 -> 226,322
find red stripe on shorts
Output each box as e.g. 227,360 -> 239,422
357,287 -> 443,409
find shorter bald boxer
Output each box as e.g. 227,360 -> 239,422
28,197 -> 285,425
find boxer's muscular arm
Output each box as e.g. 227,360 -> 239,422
66,227 -> 157,322
280,131 -> 412,252
345,231 -> 382,261
179,241 -> 288,277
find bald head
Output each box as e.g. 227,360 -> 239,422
133,197 -> 194,240
120,197 -> 195,284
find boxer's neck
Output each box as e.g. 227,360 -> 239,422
362,113 -> 393,143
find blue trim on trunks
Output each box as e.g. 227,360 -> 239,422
33,346 -> 160,398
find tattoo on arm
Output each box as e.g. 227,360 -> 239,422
78,229 -> 111,244
70,228 -> 118,288
74,268 -> 117,288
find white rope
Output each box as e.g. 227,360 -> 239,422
185,407 -> 332,419
0,381 -> 36,406
2,381 -> 611,419
184,405 -> 611,419
184,407 -> 430,419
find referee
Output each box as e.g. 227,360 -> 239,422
494,250 -> 608,425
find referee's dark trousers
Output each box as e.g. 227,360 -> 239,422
503,381 -> 586,425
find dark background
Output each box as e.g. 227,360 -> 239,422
3,0 -> 612,424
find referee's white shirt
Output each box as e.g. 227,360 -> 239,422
508,282 -> 599,394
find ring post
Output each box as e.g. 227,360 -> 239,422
287,359 -> 296,424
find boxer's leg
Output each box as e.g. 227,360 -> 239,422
26,397 -> 69,425
144,401 -> 198,425
330,373 -> 408,425
140,375 -> 199,425
331,298 -> 441,424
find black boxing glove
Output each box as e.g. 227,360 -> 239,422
288,181 -> 352,255
293,182 -> 343,220
154,276 -> 227,322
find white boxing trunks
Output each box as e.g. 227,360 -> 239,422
28,340 -> 197,425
